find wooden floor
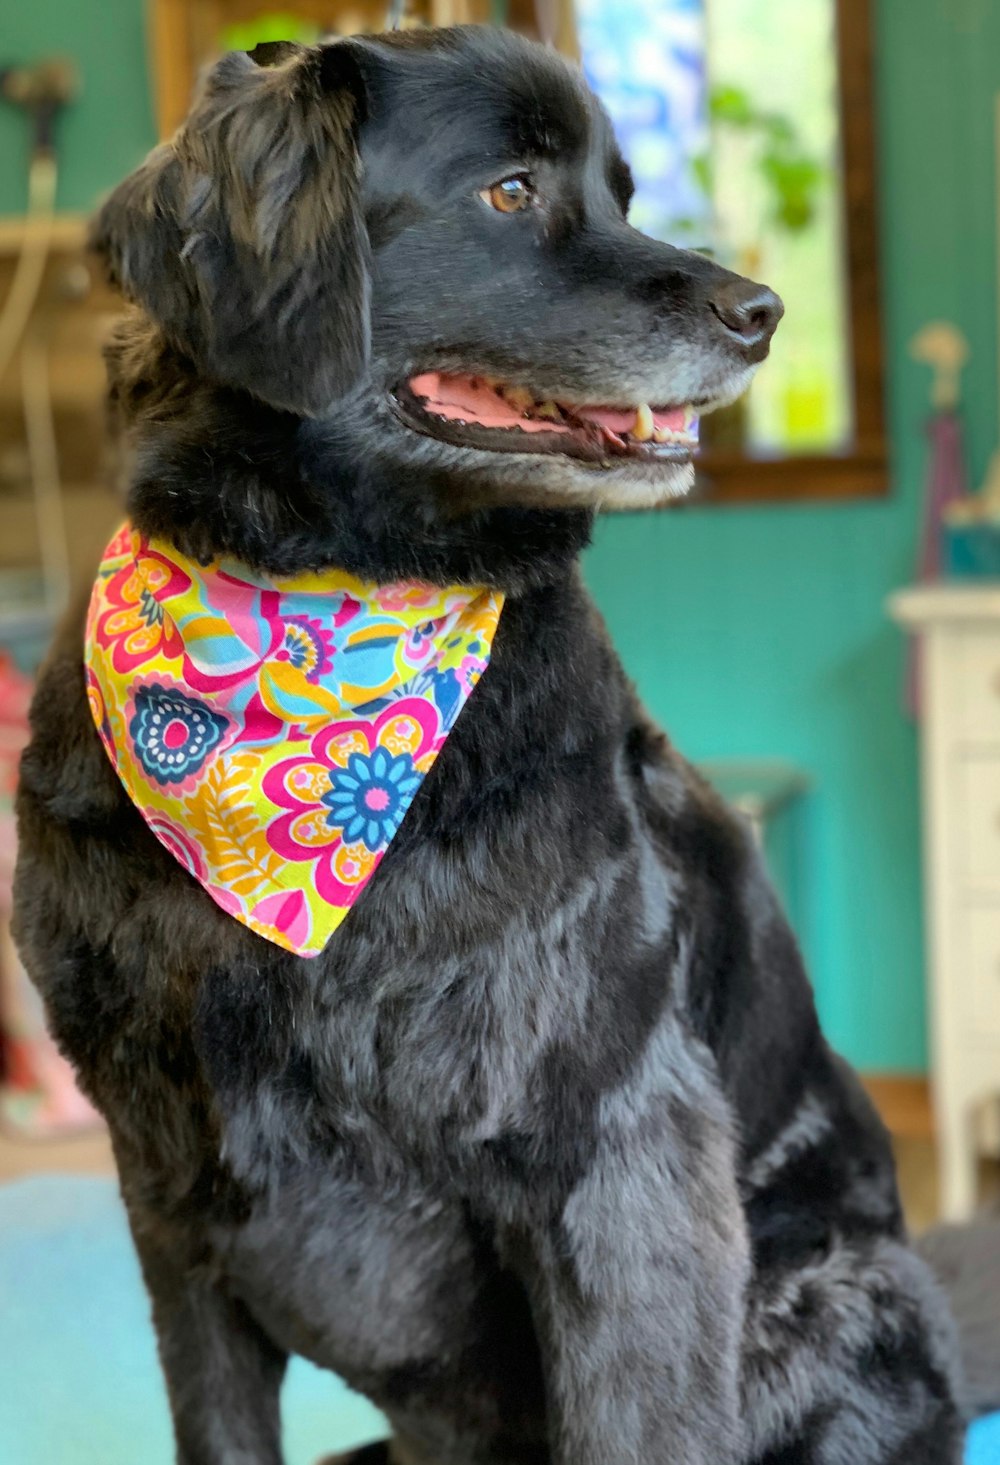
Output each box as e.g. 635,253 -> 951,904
893,1135 -> 944,1233
0,1123 -> 114,1180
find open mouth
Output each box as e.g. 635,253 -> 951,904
392,372 -> 700,465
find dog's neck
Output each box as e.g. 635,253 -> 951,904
108,317 -> 594,596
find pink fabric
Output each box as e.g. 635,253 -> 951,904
907,412 -> 968,718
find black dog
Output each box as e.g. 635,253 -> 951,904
14,26 -> 961,1465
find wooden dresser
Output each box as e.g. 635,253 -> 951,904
890,584 -> 1000,1219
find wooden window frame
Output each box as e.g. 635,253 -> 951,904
695,0 -> 887,505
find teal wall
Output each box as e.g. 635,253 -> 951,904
0,0 -> 156,213
2,0 -> 998,1068
589,1 -> 1000,1071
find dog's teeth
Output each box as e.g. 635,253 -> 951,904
481,375 -> 502,390
632,404 -> 654,441
503,385 -> 534,413
653,427 -> 671,444
535,400 -> 561,420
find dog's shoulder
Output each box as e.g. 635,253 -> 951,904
623,720 -> 829,1150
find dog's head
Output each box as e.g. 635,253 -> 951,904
92,26 -> 782,515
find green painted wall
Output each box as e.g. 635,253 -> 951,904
0,0 -> 156,214
1,0 -> 997,1068
589,1 -> 1000,1071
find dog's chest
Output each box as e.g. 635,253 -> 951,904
202,910 -> 590,1189
205,928 -> 580,1390
195,774 -> 678,1197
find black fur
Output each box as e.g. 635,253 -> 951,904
15,26 -> 960,1465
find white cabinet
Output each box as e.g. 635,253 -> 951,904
889,585 -> 1000,1220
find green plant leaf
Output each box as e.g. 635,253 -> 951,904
760,152 -> 825,231
709,84 -> 755,127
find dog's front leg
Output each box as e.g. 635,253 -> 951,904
503,1043 -> 748,1465
129,1217 -> 288,1465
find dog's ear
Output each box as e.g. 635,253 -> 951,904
90,42 -> 370,416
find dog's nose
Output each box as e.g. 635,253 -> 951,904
709,279 -> 784,355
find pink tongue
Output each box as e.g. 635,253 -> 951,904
409,372 -> 569,434
408,373 -> 693,438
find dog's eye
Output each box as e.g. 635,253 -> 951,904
480,176 -> 534,214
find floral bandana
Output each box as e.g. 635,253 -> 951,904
85,524 -> 504,957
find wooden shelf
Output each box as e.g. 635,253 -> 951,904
860,1073 -> 934,1142
0,214 -> 87,255
889,582 -> 1000,626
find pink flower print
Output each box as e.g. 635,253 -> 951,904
375,582 -> 446,614
402,619 -> 441,668
144,812 -> 207,881
456,653 -> 485,697
91,538 -> 187,675
262,697 -> 442,907
274,616 -> 336,683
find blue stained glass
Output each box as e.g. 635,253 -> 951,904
577,0 -> 710,246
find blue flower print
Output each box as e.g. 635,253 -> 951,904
384,667 -> 461,729
429,668 -> 461,729
129,684 -> 229,786
321,746 -> 422,852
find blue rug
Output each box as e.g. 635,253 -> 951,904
0,1177 -> 387,1464
1,1175 -> 998,1464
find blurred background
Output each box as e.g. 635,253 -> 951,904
1,1 -> 1000,1455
